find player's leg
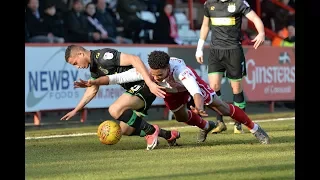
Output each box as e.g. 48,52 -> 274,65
164,91 -> 216,143
224,47 -> 247,134
206,95 -> 270,144
207,48 -> 227,133
108,93 -> 160,150
129,83 -> 181,147
108,83 -> 178,150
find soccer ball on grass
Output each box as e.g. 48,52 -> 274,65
97,120 -> 122,145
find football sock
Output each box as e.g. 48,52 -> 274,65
130,128 -> 146,137
117,109 -> 155,135
216,90 -> 224,123
139,119 -> 156,135
185,110 -> 208,130
233,91 -> 246,127
228,104 -> 254,129
159,129 -> 172,140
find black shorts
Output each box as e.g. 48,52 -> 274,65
208,47 -> 246,80
124,81 -> 156,115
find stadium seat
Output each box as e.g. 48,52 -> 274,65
139,11 -> 157,24
174,12 -> 190,27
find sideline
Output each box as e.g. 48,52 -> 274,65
25,117 -> 294,140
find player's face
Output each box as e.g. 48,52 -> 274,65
68,52 -> 89,69
150,67 -> 169,83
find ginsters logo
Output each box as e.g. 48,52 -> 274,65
243,49 -> 295,101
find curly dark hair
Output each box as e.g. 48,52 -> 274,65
65,45 -> 85,62
148,51 -> 170,69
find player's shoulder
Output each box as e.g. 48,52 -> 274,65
96,48 -> 119,61
204,0 -> 217,4
169,57 -> 186,66
233,0 -> 250,6
170,57 -> 187,74
204,0 -> 217,6
95,47 -> 119,54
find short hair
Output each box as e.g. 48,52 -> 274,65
148,51 -> 170,69
64,45 -> 85,62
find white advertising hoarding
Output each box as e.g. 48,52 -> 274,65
25,46 -> 167,112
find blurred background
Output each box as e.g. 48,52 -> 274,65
25,0 -> 295,46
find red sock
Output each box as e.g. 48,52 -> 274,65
229,104 -> 254,129
184,110 -> 208,129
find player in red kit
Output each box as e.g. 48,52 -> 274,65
147,51 -> 270,144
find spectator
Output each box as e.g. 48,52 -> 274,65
272,22 -> 295,47
152,3 -> 181,44
117,0 -> 155,43
64,0 -> 97,42
43,3 -> 65,43
283,23 -> 295,47
53,0 -> 73,18
84,2 -> 116,43
143,0 -> 166,13
93,0 -> 133,44
25,0 -> 63,43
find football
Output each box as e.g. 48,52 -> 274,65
97,120 -> 122,145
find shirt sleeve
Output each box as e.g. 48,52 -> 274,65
238,0 -> 252,15
203,1 -> 210,17
97,48 -> 121,68
108,68 -> 143,85
176,68 -> 203,97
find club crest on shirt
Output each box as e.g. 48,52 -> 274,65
228,3 -> 236,13
103,52 -> 114,60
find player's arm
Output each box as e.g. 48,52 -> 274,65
196,2 -> 210,62
73,71 -> 100,112
119,53 -> 152,84
177,69 -> 204,111
239,0 -> 265,49
198,16 -> 210,46
61,84 -> 99,120
119,53 -> 166,98
73,85 -> 99,112
90,68 -> 143,85
245,11 -> 265,36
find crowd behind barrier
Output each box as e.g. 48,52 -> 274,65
25,0 -> 295,47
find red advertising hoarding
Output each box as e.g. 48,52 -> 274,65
242,47 -> 295,101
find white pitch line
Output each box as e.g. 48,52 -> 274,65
25,117 -> 294,140
25,133 -> 96,140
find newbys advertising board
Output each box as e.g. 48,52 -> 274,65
168,46 -> 295,102
25,46 -> 167,112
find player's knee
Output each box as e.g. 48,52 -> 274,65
230,81 -> 242,94
108,104 -> 123,119
210,83 -> 220,91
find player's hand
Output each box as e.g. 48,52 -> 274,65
190,106 -> 208,117
251,33 -> 265,49
195,51 -> 204,64
60,110 -> 78,121
148,82 -> 166,98
74,79 -> 93,88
